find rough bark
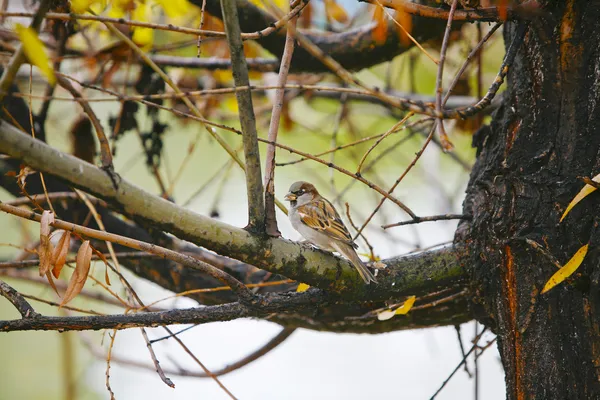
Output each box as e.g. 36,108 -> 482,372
457,1 -> 600,398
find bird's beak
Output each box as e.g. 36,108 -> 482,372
284,192 -> 296,201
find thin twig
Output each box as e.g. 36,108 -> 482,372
429,328 -> 491,400
0,201 -> 256,304
55,75 -> 113,169
141,328 -> 175,388
106,329 -> 117,400
354,125 -> 436,238
264,1 -> 298,236
443,22 -> 503,104
434,0 -> 459,152
382,214 -> 470,229
454,325 -> 472,378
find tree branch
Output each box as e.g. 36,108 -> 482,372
0,121 -> 466,300
0,291 -> 325,332
221,0 -> 265,233
194,0 -> 450,72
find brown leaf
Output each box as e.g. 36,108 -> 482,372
60,240 -> 93,306
51,230 -> 71,278
372,6 -> 387,44
16,165 -> 35,189
39,210 -> 55,276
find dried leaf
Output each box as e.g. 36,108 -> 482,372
324,0 -> 348,23
372,6 -> 387,44
39,210 -> 55,276
296,283 -> 310,292
395,295 -> 416,315
541,244 -> 588,294
16,165 -> 35,188
61,240 -> 93,306
560,173 -> 600,222
15,24 -> 56,85
377,309 -> 395,321
51,231 -> 71,278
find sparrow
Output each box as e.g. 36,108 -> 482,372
284,181 -> 377,284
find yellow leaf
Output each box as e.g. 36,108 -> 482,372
155,0 -> 191,18
15,24 -> 56,85
541,244 -> 589,294
395,295 -> 416,315
70,0 -> 101,13
249,0 -> 288,12
223,96 -> 239,113
132,2 -> 153,48
560,173 -> 600,222
296,283 -> 310,292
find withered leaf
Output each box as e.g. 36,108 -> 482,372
51,230 -> 71,279
60,240 -> 93,306
39,210 -> 55,276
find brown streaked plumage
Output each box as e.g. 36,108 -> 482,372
285,181 -> 377,284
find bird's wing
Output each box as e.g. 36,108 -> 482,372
296,198 -> 357,248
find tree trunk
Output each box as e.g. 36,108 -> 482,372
458,1 -> 600,398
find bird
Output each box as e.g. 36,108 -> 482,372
284,181 -> 377,284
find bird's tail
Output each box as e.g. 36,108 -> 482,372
335,243 -> 377,284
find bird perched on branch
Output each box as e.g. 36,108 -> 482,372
284,181 -> 377,284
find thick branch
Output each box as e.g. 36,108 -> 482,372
0,291 -> 325,332
0,122 -> 466,300
194,0 -> 449,72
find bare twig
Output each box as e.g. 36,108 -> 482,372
443,22 -> 503,104
140,328 -> 175,388
354,125 -> 436,238
434,0 -> 459,152
382,214 -> 470,229
221,0 -> 265,232
55,75 -> 113,169
264,4 -> 298,236
0,201 -> 256,304
429,328 -> 492,400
